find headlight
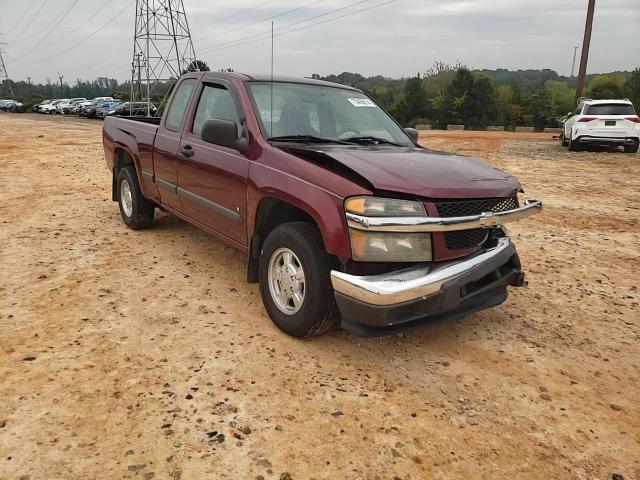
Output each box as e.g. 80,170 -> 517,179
349,229 -> 432,262
345,196 -> 425,217
345,196 -> 431,262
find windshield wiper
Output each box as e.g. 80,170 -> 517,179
341,136 -> 404,146
268,135 -> 352,145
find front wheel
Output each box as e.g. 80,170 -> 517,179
116,166 -> 155,229
258,222 -> 340,337
560,130 -> 568,146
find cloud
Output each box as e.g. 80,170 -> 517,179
1,0 -> 638,83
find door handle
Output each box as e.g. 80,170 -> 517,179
180,145 -> 194,158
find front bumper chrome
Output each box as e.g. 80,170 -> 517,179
346,199 -> 542,232
331,237 -> 514,306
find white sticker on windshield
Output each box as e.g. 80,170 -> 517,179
348,97 -> 377,107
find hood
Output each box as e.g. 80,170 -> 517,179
281,145 -> 520,199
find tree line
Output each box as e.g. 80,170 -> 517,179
315,63 -> 640,131
2,62 -> 639,131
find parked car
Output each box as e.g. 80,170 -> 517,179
95,100 -> 123,119
78,100 -> 97,117
102,71 -> 543,337
103,101 -> 157,117
561,98 -> 639,153
41,99 -> 68,114
56,97 -> 87,114
32,99 -> 53,112
0,99 -> 21,111
78,97 -> 115,116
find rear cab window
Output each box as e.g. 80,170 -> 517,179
165,79 -> 197,132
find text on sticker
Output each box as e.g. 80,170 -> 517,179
348,98 -> 377,107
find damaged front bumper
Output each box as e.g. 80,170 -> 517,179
330,236 -> 525,336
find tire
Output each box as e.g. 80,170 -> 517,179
624,140 -> 639,153
561,130 -> 568,146
258,222 -> 340,337
568,133 -> 581,151
116,165 -> 155,229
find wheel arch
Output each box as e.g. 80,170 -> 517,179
111,147 -> 140,201
247,196 -> 330,283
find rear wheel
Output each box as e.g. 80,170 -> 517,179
568,133 -> 581,151
624,140 -> 639,153
560,130 -> 568,146
116,166 -> 155,229
259,222 -> 340,337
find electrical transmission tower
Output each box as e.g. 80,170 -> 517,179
0,39 -> 14,98
130,0 -> 197,116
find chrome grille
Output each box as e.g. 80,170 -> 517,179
435,197 -> 516,251
435,197 -> 517,218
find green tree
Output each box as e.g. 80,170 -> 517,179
544,80 -> 574,116
392,74 -> 429,125
442,69 -> 496,128
183,59 -> 210,74
586,75 -> 627,99
495,85 -> 516,126
625,69 -> 640,108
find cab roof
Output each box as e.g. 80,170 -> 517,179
199,71 -> 362,92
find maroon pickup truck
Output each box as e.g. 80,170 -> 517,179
103,71 -> 542,337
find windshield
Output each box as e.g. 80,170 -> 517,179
247,82 -> 412,146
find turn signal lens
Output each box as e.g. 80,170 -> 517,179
345,196 -> 426,217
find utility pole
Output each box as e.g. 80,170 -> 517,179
575,0 -> 595,100
131,52 -> 145,102
58,74 -> 64,96
570,46 -> 578,78
27,76 -> 32,86
0,40 -> 14,98
131,0 -> 197,116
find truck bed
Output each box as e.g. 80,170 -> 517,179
113,116 -> 162,125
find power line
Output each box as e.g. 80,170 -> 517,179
198,0 -> 378,54
16,1 -> 135,64
203,0 -> 281,28
41,0 -> 118,50
17,0 -> 80,58
194,0 -> 329,42
11,0 -> 48,43
208,0 -> 400,55
5,0 -> 39,36
0,43 -> 14,98
198,0 -> 390,55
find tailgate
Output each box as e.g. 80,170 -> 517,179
585,116 -> 636,135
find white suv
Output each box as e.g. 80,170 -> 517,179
562,98 -> 639,153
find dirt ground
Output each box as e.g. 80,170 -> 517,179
0,113 -> 638,480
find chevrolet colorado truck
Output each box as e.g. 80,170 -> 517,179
102,71 -> 542,337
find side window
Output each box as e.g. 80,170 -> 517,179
574,103 -> 583,116
165,79 -> 196,132
192,84 -> 241,137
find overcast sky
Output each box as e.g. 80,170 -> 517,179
1,0 -> 639,84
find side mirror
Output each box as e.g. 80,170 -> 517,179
567,112 -> 573,117
201,118 -> 241,150
404,127 -> 419,143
